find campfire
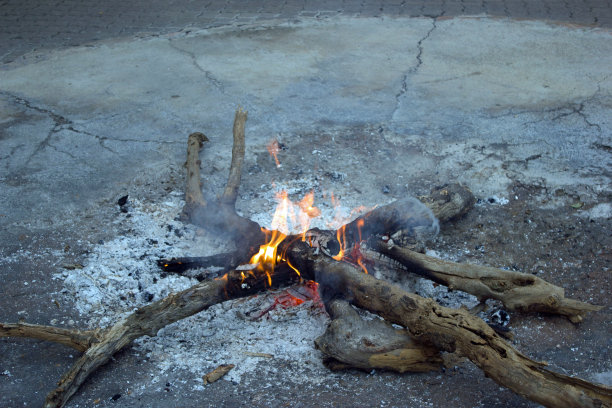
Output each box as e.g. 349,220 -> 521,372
1,108 -> 610,408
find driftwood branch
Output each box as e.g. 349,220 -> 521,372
180,132 -> 208,219
315,299 -> 443,373
180,108 -> 264,258
221,107 -> 247,205
373,241 -> 603,323
286,242 -> 612,408
43,265 -> 301,408
418,183 -> 476,222
0,323 -> 102,353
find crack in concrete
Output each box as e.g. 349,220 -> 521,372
1,91 -> 123,164
490,81 -> 607,134
65,126 -> 119,155
47,142 -> 78,160
0,90 -> 71,127
550,102 -> 602,132
519,92 -> 604,132
65,125 -> 183,153
0,90 -> 74,165
167,41 -> 226,93
1,90 -> 181,167
392,15 -> 440,121
411,16 -> 439,75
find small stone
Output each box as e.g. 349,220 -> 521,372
117,195 -> 128,206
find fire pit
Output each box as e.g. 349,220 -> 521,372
1,109 -> 610,408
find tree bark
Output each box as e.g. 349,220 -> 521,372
315,299 -> 443,373
286,241 -> 612,408
373,240 -> 602,323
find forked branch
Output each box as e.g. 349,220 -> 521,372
373,241 -> 603,323
286,242 -> 612,408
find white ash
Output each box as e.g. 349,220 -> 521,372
56,191 -> 332,387
55,187 -> 481,388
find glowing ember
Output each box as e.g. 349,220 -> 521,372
266,139 -> 282,167
250,281 -> 321,319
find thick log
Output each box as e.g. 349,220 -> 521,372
315,299 -> 443,373
342,198 -> 439,247
373,241 -> 602,323
286,242 -> 612,408
157,251 -> 242,275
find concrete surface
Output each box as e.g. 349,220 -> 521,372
2,0 -> 612,66
1,7 -> 611,408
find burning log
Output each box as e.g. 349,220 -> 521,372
158,183 -> 476,274
1,108 -> 608,408
157,251 -> 243,275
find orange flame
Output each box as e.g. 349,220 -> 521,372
248,190 -> 321,285
246,190 -> 371,287
298,191 -> 321,241
329,201 -> 369,273
267,139 -> 281,167
356,218 -> 365,242
332,225 -> 346,261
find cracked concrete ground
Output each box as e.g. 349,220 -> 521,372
1,14 -> 611,408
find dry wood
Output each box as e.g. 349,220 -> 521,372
42,265 -> 301,408
286,242 -> 612,408
179,108 -> 264,258
181,131 -> 208,219
315,299 -> 443,373
157,251 -> 243,275
418,183 -> 476,222
221,107 -> 247,205
373,241 -> 602,323
1,109 -> 607,408
203,364 -> 235,384
0,323 -> 102,352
